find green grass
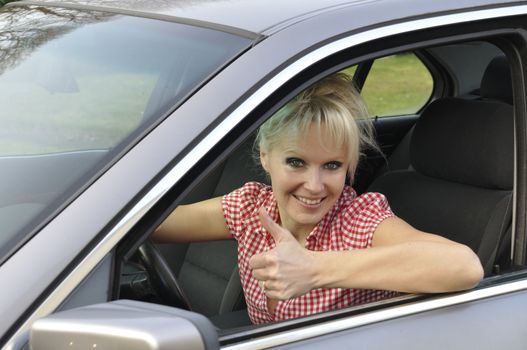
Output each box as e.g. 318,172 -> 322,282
0,73 -> 156,155
341,53 -> 433,117
361,53 -> 433,117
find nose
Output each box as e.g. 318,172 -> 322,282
304,168 -> 324,193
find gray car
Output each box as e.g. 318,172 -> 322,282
1,0 -> 527,349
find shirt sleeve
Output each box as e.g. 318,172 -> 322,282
222,182 -> 265,239
341,192 -> 395,248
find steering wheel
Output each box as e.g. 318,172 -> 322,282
137,240 -> 192,310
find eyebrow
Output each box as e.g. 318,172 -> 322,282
281,150 -> 346,162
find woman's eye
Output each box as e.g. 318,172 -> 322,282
286,158 -> 304,168
324,161 -> 342,170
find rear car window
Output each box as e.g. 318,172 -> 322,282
361,53 -> 433,117
0,5 -> 251,264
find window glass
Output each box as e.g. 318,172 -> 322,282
0,5 -> 250,263
361,53 -> 433,117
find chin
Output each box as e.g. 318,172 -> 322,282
294,213 -> 326,226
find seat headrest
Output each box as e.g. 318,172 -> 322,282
410,98 -> 513,190
480,55 -> 513,104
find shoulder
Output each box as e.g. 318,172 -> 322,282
222,182 -> 272,238
336,187 -> 394,246
223,181 -> 271,205
348,191 -> 391,214
334,186 -> 390,210
222,182 -> 272,219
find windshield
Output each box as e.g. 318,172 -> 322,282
0,4 -> 251,264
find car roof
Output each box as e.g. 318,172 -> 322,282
9,0 -> 527,37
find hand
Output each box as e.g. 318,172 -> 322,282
249,207 -> 317,300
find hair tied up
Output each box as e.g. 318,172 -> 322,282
256,72 -> 380,176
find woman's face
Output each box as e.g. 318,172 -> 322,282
260,124 -> 349,238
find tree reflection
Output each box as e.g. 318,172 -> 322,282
0,0 -> 236,75
0,5 -> 113,75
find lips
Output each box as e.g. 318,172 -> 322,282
293,195 -> 324,206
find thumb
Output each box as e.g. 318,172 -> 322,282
259,206 -> 295,244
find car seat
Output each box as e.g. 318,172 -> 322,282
367,96 -> 514,275
373,54 -> 513,177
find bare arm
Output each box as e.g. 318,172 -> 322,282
152,196 -> 231,243
312,217 -> 484,293
250,210 -> 483,299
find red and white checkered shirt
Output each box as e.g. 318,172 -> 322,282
222,182 -> 397,324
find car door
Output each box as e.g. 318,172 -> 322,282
213,9 -> 527,348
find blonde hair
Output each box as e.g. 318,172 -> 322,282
256,73 -> 378,175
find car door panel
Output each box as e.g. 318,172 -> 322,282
270,289 -> 527,350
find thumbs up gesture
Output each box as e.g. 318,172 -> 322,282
249,207 -> 318,300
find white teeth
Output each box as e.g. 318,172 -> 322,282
296,196 -> 322,205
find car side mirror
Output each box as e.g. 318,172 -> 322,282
29,300 -> 219,350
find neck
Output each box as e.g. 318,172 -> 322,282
277,208 -> 313,245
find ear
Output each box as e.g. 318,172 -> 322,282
260,148 -> 269,172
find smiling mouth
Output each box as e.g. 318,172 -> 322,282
293,195 -> 324,206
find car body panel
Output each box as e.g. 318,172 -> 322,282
15,0 -> 527,35
268,288 -> 527,350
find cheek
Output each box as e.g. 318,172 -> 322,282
268,170 -> 304,199
271,171 -> 297,191
327,172 -> 347,193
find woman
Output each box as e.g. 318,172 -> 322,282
153,73 -> 483,324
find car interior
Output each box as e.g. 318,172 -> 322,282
118,40 -> 516,331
